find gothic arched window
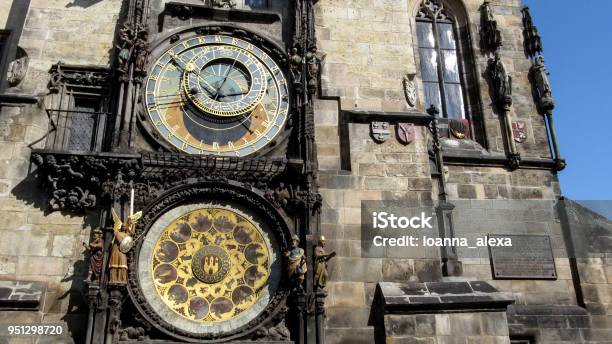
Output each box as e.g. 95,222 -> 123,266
416,0 -> 465,119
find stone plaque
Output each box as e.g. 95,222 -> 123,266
489,234 -> 557,280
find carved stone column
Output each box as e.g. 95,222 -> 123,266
85,284 -> 100,344
487,54 -> 521,170
314,289 -> 327,344
105,287 -> 124,344
428,106 -> 462,277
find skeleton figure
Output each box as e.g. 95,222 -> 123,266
108,208 -> 142,285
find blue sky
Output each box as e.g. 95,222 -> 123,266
524,0 -> 612,200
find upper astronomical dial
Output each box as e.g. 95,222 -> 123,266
182,46 -> 267,117
145,34 -> 290,157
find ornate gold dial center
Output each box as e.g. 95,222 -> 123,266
192,245 -> 231,284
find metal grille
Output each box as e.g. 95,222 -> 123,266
67,109 -> 97,151
45,109 -> 109,152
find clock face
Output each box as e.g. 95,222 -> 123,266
138,203 -> 282,336
145,35 -> 290,156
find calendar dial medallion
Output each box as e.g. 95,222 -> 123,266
145,34 -> 290,157
138,202 -> 283,337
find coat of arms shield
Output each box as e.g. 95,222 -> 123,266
396,123 -> 415,145
512,120 -> 528,143
370,121 -> 390,143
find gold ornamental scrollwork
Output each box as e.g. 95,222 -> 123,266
151,208 -> 270,323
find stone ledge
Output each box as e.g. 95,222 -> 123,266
376,281 -> 514,314
0,280 -> 47,310
120,341 -> 293,344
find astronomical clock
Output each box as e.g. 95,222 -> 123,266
28,0 -> 322,343
124,26 -> 296,342
142,32 -> 290,157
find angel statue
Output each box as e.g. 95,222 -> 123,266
109,208 -> 142,285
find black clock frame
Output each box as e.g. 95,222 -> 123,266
126,180 -> 292,342
138,24 -> 293,159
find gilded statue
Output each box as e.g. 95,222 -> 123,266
285,235 -> 307,287
314,236 -> 336,289
109,208 -> 142,285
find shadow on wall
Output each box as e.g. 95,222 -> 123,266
59,259 -> 89,343
66,0 -> 105,8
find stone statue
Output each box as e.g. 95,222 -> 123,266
117,24 -> 134,75
480,1 -> 502,52
133,28 -> 149,77
314,236 -> 336,289
487,52 -> 512,107
521,6 -> 543,57
305,46 -> 321,94
531,55 -> 554,112
285,235 -> 307,288
289,47 -> 303,88
84,229 -> 104,284
6,48 -> 29,88
109,208 -> 142,285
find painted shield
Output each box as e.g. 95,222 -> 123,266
449,119 -> 470,139
396,123 -> 415,145
512,120 -> 527,143
370,121 -> 390,143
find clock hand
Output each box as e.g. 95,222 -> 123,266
214,59 -> 238,100
218,91 -> 248,98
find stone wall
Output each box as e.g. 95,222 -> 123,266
0,2 -> 11,29
312,0 -> 584,343
0,0 -> 122,342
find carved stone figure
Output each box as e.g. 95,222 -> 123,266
266,183 -> 291,209
117,23 -> 135,75
487,52 -> 512,108
84,229 -> 104,284
6,48 -> 29,87
403,74 -> 417,108
531,55 -> 555,112
285,235 -> 307,288
118,327 -> 146,341
212,0 -> 237,8
109,208 -> 142,285
253,307 -> 290,341
314,236 -> 336,290
289,47 -> 303,88
521,6 -> 543,57
480,1 -> 502,53
133,28 -> 149,79
305,46 -> 321,94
